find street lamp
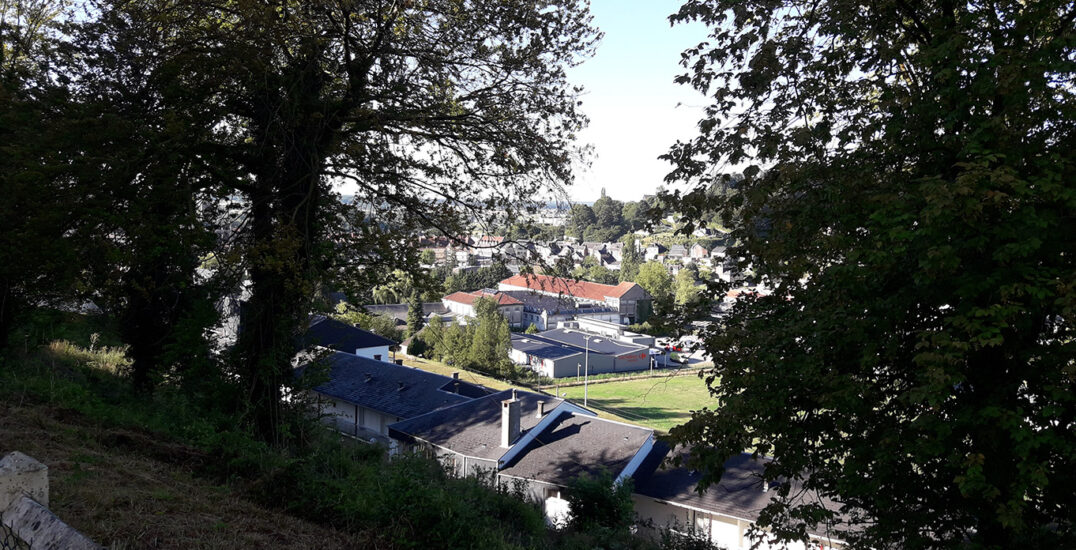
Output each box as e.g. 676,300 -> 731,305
583,334 -> 591,407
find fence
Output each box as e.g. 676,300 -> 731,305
0,523 -> 30,550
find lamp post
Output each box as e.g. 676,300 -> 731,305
583,334 -> 591,407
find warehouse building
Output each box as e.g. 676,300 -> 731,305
509,328 -> 652,378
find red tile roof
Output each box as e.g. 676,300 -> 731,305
443,290 -> 522,307
497,274 -> 639,302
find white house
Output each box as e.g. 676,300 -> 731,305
302,316 -> 396,361
442,290 -> 524,327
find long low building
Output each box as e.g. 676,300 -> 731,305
510,328 -> 651,378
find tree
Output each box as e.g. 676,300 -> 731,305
524,323 -> 539,335
673,268 -> 699,307
635,262 -> 673,305
567,203 -> 596,241
565,471 -> 635,534
90,0 -> 598,440
618,234 -> 641,283
406,291 -> 423,338
591,193 -> 624,232
468,297 -> 512,376
666,1 -> 1076,548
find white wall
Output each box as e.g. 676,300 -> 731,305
632,496 -> 844,550
354,345 -> 391,362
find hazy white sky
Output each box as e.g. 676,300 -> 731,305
566,0 -> 711,202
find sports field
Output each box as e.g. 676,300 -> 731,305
554,373 -> 716,432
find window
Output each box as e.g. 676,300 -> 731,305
373,354 -> 382,361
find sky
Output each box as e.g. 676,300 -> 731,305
566,0 -> 712,202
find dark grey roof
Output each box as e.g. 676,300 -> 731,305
528,329 -> 649,357
389,390 -> 563,460
500,413 -> 652,487
510,334 -> 582,361
299,352 -> 481,419
632,443 -> 845,537
302,316 -> 397,352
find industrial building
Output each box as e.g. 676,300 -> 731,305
509,327 -> 652,378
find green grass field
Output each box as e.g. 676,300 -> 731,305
402,354 -> 718,433
555,374 -> 717,433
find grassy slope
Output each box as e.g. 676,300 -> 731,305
0,401 -> 368,549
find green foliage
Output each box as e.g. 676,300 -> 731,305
332,303 -> 402,342
525,323 -> 539,334
666,0 -> 1076,548
635,262 -> 673,305
406,292 -> 424,337
565,472 -> 635,534
673,269 -> 700,307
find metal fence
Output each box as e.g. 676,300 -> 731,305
0,523 -> 30,550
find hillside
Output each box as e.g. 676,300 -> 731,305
0,401 -> 368,549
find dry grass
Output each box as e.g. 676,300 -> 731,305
0,402 -> 370,550
46,339 -> 131,375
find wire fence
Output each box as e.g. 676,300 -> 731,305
0,523 -> 30,550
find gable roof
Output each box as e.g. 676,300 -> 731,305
389,390 -> 563,461
499,412 -> 653,487
443,290 -> 523,307
632,443 -> 846,539
498,274 -> 643,301
299,352 -> 485,419
302,316 -> 397,352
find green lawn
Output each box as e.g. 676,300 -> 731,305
401,355 -> 718,433
554,374 -> 717,433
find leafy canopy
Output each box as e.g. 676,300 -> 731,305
664,1 -> 1076,549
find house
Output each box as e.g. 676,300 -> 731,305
302,315 -> 397,361
632,443 -> 846,550
500,291 -> 622,331
442,290 -> 524,327
509,327 -> 651,378
497,273 -> 653,324
689,243 -> 709,260
644,243 -> 667,262
297,352 -> 488,443
668,244 -> 688,260
389,389 -> 654,526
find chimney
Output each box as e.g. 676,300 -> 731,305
452,372 -> 461,394
397,382 -> 405,392
501,391 -> 521,447
536,400 -> 545,419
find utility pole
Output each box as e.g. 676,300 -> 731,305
584,334 -> 591,407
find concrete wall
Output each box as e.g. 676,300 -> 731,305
1,452 -> 99,550
0,452 -> 47,511
317,395 -> 400,438
633,495 -> 843,550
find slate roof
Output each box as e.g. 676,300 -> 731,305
500,412 -> 652,487
511,333 -> 583,361
498,274 -> 642,301
302,316 -> 397,352
389,390 -> 563,461
299,352 -> 484,419
632,443 -> 846,538
528,328 -> 650,358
